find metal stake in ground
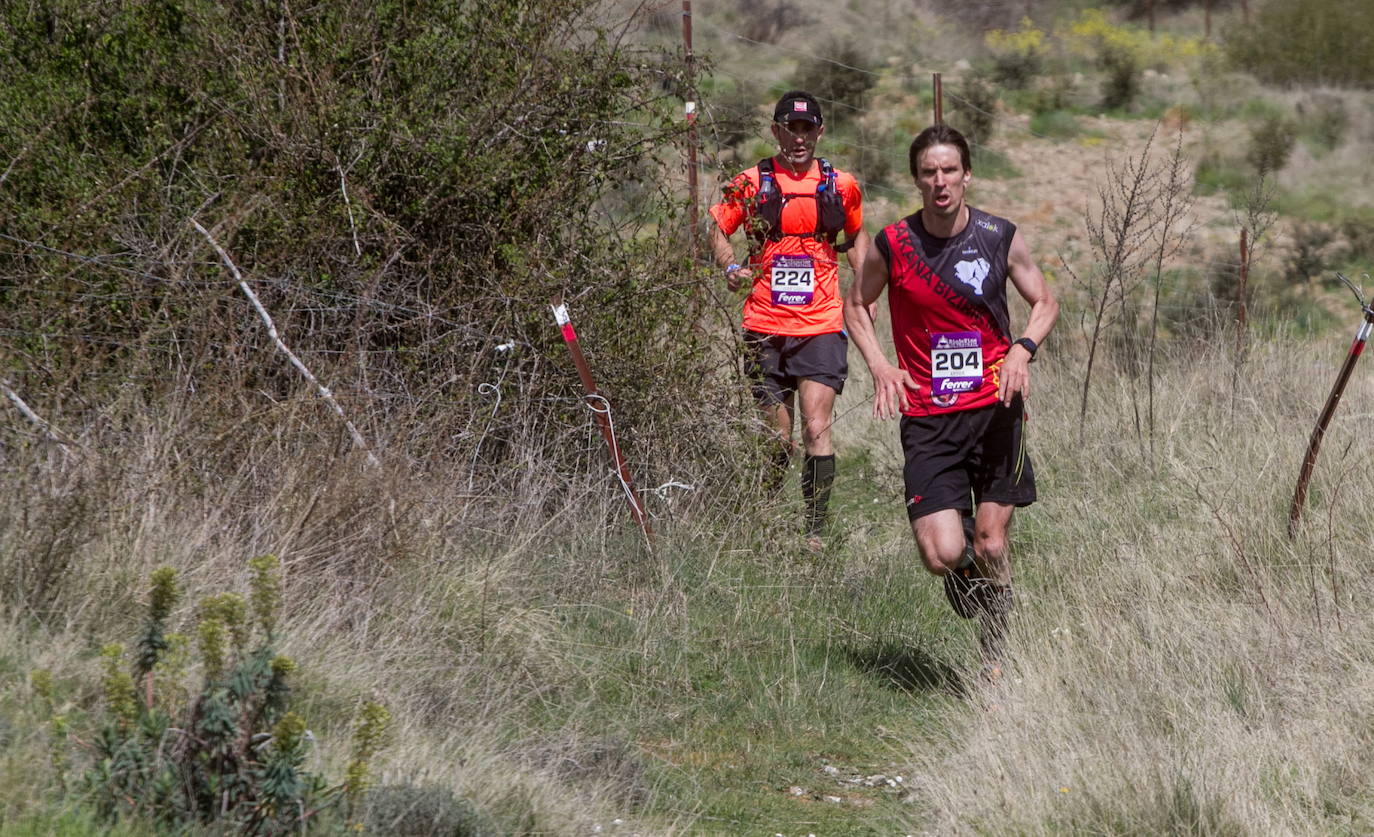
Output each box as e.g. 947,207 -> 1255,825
1287,273 -> 1374,538
550,297 -> 655,547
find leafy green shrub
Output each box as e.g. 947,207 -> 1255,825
1286,222 -> 1340,283
736,0 -> 809,45
1247,111 -> 1297,175
364,785 -> 500,836
1339,213 -> 1374,264
1190,49 -> 1252,120
790,38 -> 876,128
1297,94 -> 1349,155
1227,0 -> 1374,87
1024,75 -> 1077,116
1060,8 -> 1209,72
41,558 -> 392,834
1099,42 -> 1140,111
985,18 -> 1046,89
1029,110 -> 1082,139
0,0 -> 750,523
950,72 -> 998,149
1056,8 -> 1210,112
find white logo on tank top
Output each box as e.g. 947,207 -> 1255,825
955,258 -> 990,296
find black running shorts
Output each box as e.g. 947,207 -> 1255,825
900,400 -> 1035,521
742,329 -> 848,405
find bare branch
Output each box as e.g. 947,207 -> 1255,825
189,218 -> 380,467
1,379 -> 74,455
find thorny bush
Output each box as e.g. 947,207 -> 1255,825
0,0 -> 758,534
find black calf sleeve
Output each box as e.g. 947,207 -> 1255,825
802,454 -> 836,536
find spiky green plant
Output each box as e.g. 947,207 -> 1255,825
202,592 -> 250,653
249,554 -> 283,637
55,561 -> 390,834
136,567 -> 180,679
99,644 -> 139,729
196,610 -> 228,683
31,668 -> 69,787
344,701 -> 393,806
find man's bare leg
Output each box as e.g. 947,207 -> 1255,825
912,509 -> 966,575
916,504 -> 1016,671
972,501 -> 1016,672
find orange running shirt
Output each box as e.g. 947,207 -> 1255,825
709,158 -> 863,336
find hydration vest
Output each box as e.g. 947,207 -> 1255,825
750,157 -> 854,253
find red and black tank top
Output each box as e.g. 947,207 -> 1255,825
874,207 -> 1016,416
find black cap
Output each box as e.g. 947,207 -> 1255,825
773,90 -> 823,126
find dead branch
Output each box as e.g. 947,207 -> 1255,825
189,218 -> 380,467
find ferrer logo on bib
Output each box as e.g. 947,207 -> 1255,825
930,331 -> 983,397
770,254 -> 815,306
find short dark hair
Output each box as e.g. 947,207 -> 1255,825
908,124 -> 971,178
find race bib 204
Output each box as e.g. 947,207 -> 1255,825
769,254 -> 814,306
930,331 -> 983,396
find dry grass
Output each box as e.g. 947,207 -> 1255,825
895,328 -> 1374,834
0,385 -> 683,833
5,251 -> 1374,836
8,4 -> 1374,832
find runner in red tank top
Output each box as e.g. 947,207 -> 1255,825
843,125 -> 1059,678
709,90 -> 871,551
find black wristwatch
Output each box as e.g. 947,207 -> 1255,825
1013,337 -> 1038,358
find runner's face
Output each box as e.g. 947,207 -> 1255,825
771,119 -> 823,170
914,143 -> 971,219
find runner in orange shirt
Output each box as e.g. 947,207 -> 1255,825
709,90 -> 871,549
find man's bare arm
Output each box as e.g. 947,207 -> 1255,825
710,223 -> 752,292
997,229 -> 1059,405
843,246 -> 917,419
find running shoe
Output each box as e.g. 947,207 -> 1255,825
943,554 -> 981,619
943,512 -> 981,619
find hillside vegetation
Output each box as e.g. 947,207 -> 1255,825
3,0 -> 1374,834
